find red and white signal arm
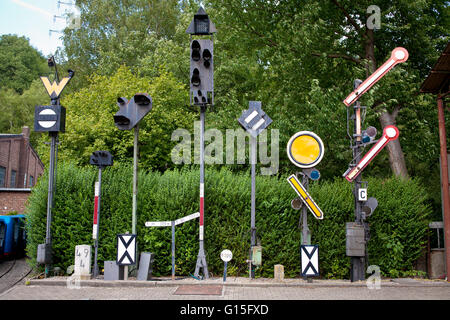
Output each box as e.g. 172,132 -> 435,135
344,125 -> 399,182
343,47 -> 409,106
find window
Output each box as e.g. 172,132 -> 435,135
0,167 -> 5,187
29,175 -> 34,187
10,170 -> 16,188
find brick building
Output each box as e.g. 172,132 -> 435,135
0,126 -> 45,214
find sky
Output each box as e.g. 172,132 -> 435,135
0,0 -> 78,57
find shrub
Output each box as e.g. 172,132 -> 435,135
25,163 -> 431,278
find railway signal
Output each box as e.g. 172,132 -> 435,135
286,130 -> 325,272
287,174 -> 324,220
238,101 -> 272,138
35,57 -> 74,277
186,7 -> 217,280
342,47 -> 407,282
237,101 -> 272,279
34,105 -> 66,133
286,131 -> 324,169
343,47 -> 409,106
343,125 -> 399,182
40,66 -> 74,100
187,7 -> 216,107
114,93 -> 152,131
113,93 -> 152,272
301,245 -> 319,278
117,234 -> 137,266
145,212 -> 200,280
89,150 -> 113,278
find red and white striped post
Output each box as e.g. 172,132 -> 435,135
194,106 -> 209,279
92,169 -> 102,278
93,181 -> 99,239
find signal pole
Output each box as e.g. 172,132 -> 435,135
186,7 -> 217,279
342,48 -> 408,282
351,80 -> 366,281
35,57 -> 73,277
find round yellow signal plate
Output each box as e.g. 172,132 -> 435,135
287,131 -> 324,168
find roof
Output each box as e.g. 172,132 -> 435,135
420,42 -> 450,94
0,134 -> 23,139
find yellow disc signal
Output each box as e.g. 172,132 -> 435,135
287,131 -> 324,168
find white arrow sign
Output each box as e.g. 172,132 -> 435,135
145,212 -> 200,227
145,221 -> 172,227
175,212 -> 200,226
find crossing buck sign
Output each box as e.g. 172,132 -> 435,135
301,245 -> 319,277
116,234 -> 136,266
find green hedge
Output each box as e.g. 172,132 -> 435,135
25,163 -> 431,278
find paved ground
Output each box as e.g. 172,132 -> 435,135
1,259 -> 449,302
1,275 -> 449,300
1,282 -> 450,300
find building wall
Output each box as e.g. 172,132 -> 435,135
0,139 -> 21,187
0,189 -> 31,215
0,127 -> 45,214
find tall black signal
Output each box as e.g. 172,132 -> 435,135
190,39 -> 214,105
186,6 -> 217,281
187,7 -> 216,107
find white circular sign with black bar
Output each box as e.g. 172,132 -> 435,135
38,108 -> 57,128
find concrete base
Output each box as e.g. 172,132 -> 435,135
104,261 -> 124,281
430,249 -> 446,279
274,264 -> 284,281
77,274 -> 92,280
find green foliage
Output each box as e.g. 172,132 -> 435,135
26,163 -> 431,278
0,79 -> 48,145
0,34 -> 47,94
35,66 -> 195,170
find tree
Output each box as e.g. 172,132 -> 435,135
36,66 -> 195,171
0,79 -> 48,146
206,0 -> 449,179
61,0 -> 182,83
0,34 -> 47,94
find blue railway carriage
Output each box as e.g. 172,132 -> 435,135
0,215 -> 26,260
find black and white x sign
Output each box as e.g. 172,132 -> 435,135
301,245 -> 319,277
116,234 -> 136,265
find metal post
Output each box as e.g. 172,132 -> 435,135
250,134 -> 257,278
437,96 -> 450,282
172,221 -> 176,280
194,105 -> 209,279
132,125 -> 139,235
351,99 -> 365,282
131,125 -> 139,275
93,167 -> 102,278
301,174 -> 310,246
223,261 -> 228,282
45,131 -> 57,277
124,231 -> 129,280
